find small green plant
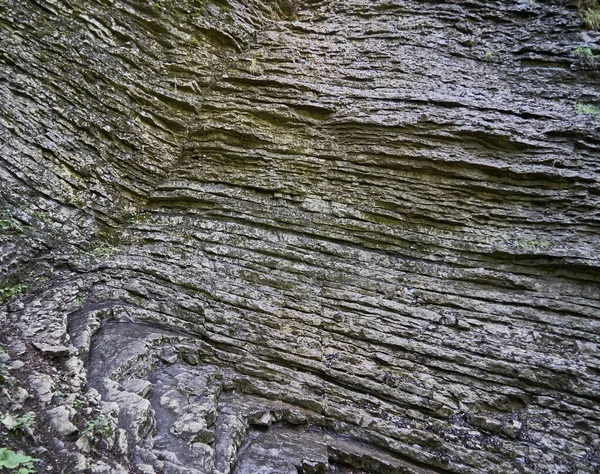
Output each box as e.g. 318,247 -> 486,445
249,57 -> 262,76
0,364 -> 10,385
513,239 -> 551,250
0,283 -> 27,303
127,211 -> 149,224
485,50 -> 494,62
0,448 -> 39,474
575,102 -> 600,116
33,211 -> 51,224
65,189 -> 87,208
90,245 -> 119,258
13,413 -> 36,435
571,46 -> 598,66
73,398 -> 86,410
0,210 -> 24,234
82,415 -> 115,437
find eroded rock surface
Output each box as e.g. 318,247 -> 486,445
1,0 -> 599,473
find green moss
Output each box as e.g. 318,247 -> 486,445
0,210 -> 24,234
90,245 -> 120,258
571,46 -> 598,66
575,102 -> 600,116
0,284 -> 27,303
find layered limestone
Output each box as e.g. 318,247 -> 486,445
1,0 -> 599,473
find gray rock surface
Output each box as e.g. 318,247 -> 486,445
1,0 -> 599,473
28,373 -> 55,406
33,342 -> 71,357
122,379 -> 153,398
46,405 -> 79,437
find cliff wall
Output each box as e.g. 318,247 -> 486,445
1,1 -> 599,473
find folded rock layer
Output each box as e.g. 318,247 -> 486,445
1,0 -> 599,473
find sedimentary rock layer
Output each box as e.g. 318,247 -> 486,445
1,0 -> 599,473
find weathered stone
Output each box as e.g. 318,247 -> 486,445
181,349 -> 201,366
90,460 -> 128,474
122,379 -> 152,398
171,403 -> 216,444
137,448 -> 164,472
91,461 -> 111,474
76,434 -> 92,454
502,419 -> 523,440
68,453 -> 89,472
137,465 -> 156,474
248,411 -> 272,428
114,428 -> 130,457
64,356 -> 87,390
10,360 -> 25,370
158,348 -> 178,365
1,414 -> 16,430
467,413 -> 504,434
28,373 -> 54,406
13,387 -> 29,404
106,382 -> 156,445
32,341 -> 71,357
46,405 -> 78,437
9,340 -> 27,356
162,462 -> 205,474
1,0 -> 599,473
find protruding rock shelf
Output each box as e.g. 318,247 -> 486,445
1,0 -> 599,473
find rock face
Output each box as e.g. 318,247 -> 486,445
1,0 -> 599,473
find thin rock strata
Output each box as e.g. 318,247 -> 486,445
1,0 -> 600,473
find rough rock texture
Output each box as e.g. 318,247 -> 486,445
1,0 -> 599,473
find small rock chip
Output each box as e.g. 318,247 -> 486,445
158,348 -> 178,364
467,413 -> 503,434
13,387 -> 29,403
248,411 -> 272,427
137,464 -> 156,474
90,460 -> 111,473
68,452 -> 88,471
28,373 -> 54,405
457,319 -> 471,330
502,419 -> 523,439
1,414 -> 16,430
76,433 -> 92,453
32,446 -> 48,456
9,340 -> 27,356
122,379 -> 152,398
